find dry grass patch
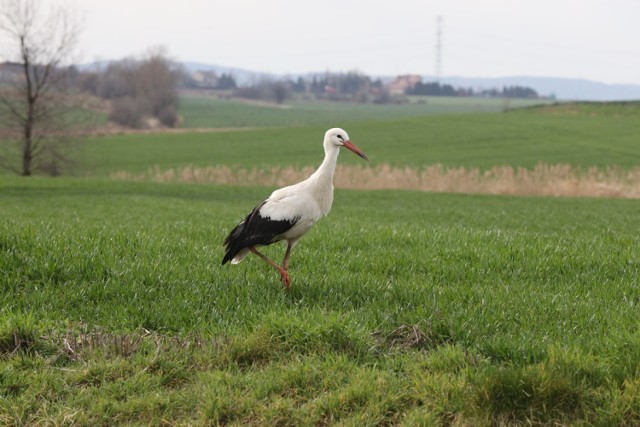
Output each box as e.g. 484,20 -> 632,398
111,163 -> 640,199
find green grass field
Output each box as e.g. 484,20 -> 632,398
2,101 -> 640,424
178,95 -> 547,128
80,105 -> 640,177
1,177 -> 640,424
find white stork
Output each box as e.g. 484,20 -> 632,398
222,128 -> 369,287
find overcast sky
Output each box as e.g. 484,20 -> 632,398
52,0 -> 640,85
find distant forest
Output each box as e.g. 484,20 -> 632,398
406,81 -> 539,98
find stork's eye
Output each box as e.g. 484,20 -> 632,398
337,135 -> 344,141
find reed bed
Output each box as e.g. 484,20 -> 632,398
111,163 -> 640,199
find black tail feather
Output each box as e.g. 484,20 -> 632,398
221,199 -> 299,266
221,221 -> 246,265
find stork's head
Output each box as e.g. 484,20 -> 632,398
324,128 -> 369,161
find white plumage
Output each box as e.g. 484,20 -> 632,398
222,128 -> 369,287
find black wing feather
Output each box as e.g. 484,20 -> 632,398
222,200 -> 299,265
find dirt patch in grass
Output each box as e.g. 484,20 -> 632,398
372,324 -> 453,351
111,163 -> 640,199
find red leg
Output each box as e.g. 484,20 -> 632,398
249,247 -> 290,287
281,240 -> 295,288
281,272 -> 291,288
283,240 -> 294,270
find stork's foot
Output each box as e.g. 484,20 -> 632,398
281,271 -> 291,288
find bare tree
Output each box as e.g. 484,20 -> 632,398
134,48 -> 179,119
0,0 -> 90,176
99,48 -> 180,129
271,81 -> 290,104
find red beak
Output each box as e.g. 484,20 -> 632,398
342,140 -> 369,161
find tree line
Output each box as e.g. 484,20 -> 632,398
231,74 -> 540,105
407,82 -> 539,98
233,72 -> 394,105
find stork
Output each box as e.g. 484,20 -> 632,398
222,128 -> 368,287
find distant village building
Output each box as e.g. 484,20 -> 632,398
324,85 -> 337,94
387,74 -> 422,95
191,70 -> 219,88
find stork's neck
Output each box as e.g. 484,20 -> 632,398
310,145 -> 339,185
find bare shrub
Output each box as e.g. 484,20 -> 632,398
108,97 -> 148,129
158,105 -> 179,127
111,163 -> 640,199
271,81 -> 290,104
